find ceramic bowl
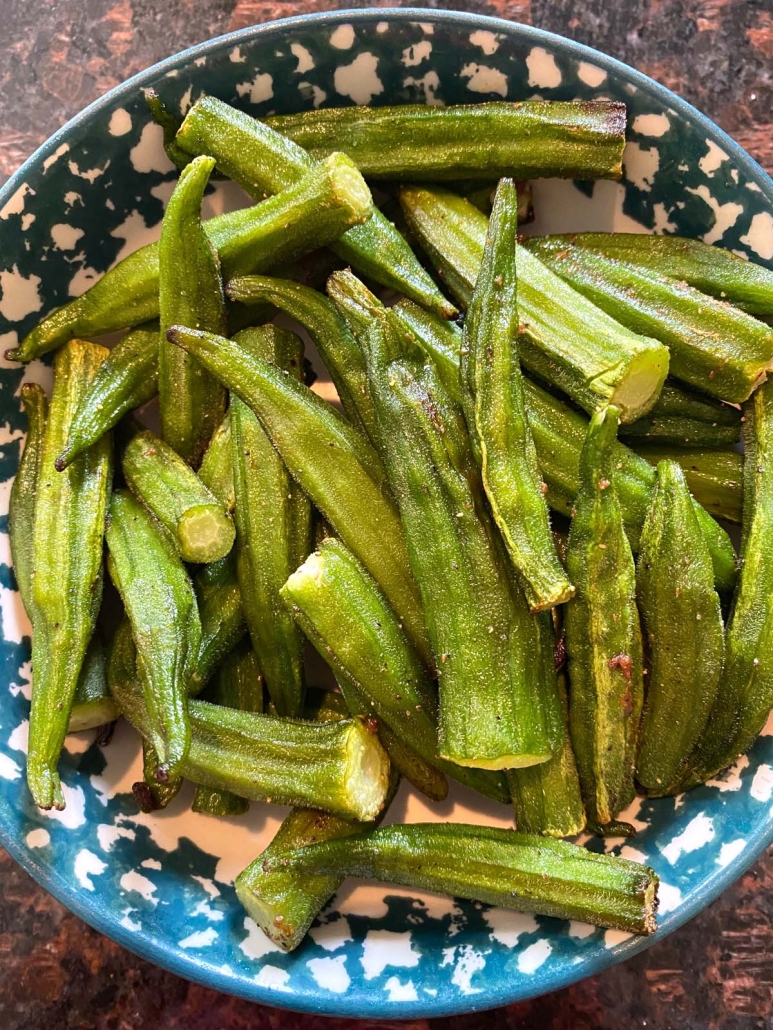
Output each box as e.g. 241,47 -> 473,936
0,8 -> 771,1019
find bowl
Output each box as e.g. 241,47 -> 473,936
1,8 -> 772,1020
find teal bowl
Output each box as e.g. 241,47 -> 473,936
0,8 -> 771,1019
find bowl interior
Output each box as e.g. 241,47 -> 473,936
0,9 -> 772,1020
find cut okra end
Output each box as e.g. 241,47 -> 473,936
601,344 -> 670,424
321,152 -> 374,223
27,761 -> 66,812
178,504 -> 236,564
344,718 -> 392,823
441,749 -> 553,771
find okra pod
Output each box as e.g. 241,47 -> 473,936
9,384 -> 48,620
227,276 -> 375,440
166,324 -> 431,663
282,538 -> 509,803
399,186 -> 668,423
636,445 -> 743,524
197,411 -> 234,512
67,635 -> 119,733
106,489 -> 201,780
525,238 -> 773,404
461,179 -> 573,610
10,154 -> 374,363
620,414 -> 741,448
176,95 -> 454,318
230,325 -> 311,717
266,101 -> 627,181
122,429 -> 235,563
261,824 -> 659,937
648,381 -> 742,426
143,88 -> 195,172
565,407 -> 644,831
532,232 -> 773,317
158,155 -> 227,464
28,341 -> 113,810
636,460 -> 724,792
136,739 -> 183,813
189,563 -> 247,695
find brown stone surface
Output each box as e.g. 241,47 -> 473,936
1,1 -> 772,1027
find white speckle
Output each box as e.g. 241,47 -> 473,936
652,202 -> 678,233
179,85 -> 193,115
330,24 -> 355,49
686,185 -> 744,244
706,754 -> 749,792
64,191 -> 82,209
67,159 -> 109,183
194,56 -> 207,67
307,955 -> 350,993
67,265 -> 101,299
361,929 -> 420,980
376,21 -> 389,33
517,939 -> 552,973
568,921 -> 596,939
451,944 -> 486,994
334,53 -> 383,106
469,30 -> 500,55
620,845 -> 648,863
240,916 -> 284,960
308,920 -> 352,951
108,109 -> 132,137
63,731 -> 94,756
0,753 -> 21,781
290,42 -> 314,73
658,882 -> 683,914
632,113 -> 670,137
26,828 -> 50,848
0,266 -> 42,321
41,783 -> 86,829
0,584 -> 29,643
460,63 -> 508,97
747,181 -> 762,193
120,870 -> 158,904
699,140 -> 728,176
96,823 -> 136,852
9,661 -> 32,701
750,763 -> 773,802
578,61 -> 608,87
526,47 -> 562,89
150,179 -> 177,206
230,46 -> 246,63
716,838 -> 746,867
416,21 -> 434,34
604,929 -> 633,948
42,143 -> 69,172
254,965 -> 291,991
129,123 -> 175,174
486,909 -> 537,947
141,858 -> 162,871
120,908 -> 141,932
740,211 -> 773,261
191,875 -> 220,899
384,975 -> 419,1001
179,927 -> 218,949
74,849 -> 107,891
402,40 -> 432,67
235,73 -> 274,105
21,213 -> 35,230
0,182 -> 35,220
299,82 -> 327,108
403,71 -> 442,106
624,142 -> 660,192
661,812 -> 715,864
192,899 -> 224,922
441,946 -> 455,967
50,224 -> 84,251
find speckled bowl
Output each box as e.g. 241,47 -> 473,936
1,8 -> 772,1020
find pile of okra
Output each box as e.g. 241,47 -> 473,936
10,93 -> 773,951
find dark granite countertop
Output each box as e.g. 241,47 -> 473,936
1,2 -> 772,1028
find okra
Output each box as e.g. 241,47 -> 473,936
261,824 -> 659,938
648,381 -> 742,426
533,232 -> 773,317
9,384 -> 47,620
525,238 -> 773,404
679,381 -> 773,785
390,302 -> 738,594
565,407 -> 644,831
282,538 -> 510,802
176,95 -> 454,318
197,411 -> 234,512
230,325 -> 311,717
636,460 -> 724,793
67,635 -> 119,732
399,186 -> 668,423
227,276 -> 375,440
461,179 -> 573,610
166,324 -> 431,663
122,429 -> 235,563
636,445 -> 743,524
53,325 -> 157,471
106,489 -> 201,780
9,154 -> 374,363
136,739 -> 183,813
27,341 -> 113,810
158,156 -> 227,464
266,101 -> 627,181
143,88 -> 195,172
189,562 -> 247,695
620,414 -> 740,448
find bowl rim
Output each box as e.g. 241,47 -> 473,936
1,6 -> 772,1019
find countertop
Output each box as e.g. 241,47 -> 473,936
1,2 -> 772,1028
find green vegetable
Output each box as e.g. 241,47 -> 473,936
106,489 -> 201,781
175,95 -> 454,318
647,382 -> 742,426
565,407 -> 644,831
9,384 -> 48,620
265,101 -> 627,181
260,824 -> 659,939
158,155 -> 227,464
122,429 -> 235,563
9,153 -> 374,364
197,411 -> 234,512
636,460 -> 724,793
230,325 -> 311,717
27,340 -> 113,810
620,414 -> 741,448
143,88 -> 193,172
461,179 -> 573,610
55,324 -> 158,471
135,739 -> 183,813
67,635 -> 119,732
635,445 -> 743,524
525,237 -> 773,404
398,185 -> 669,423
166,324 -> 431,664
189,562 -> 247,695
